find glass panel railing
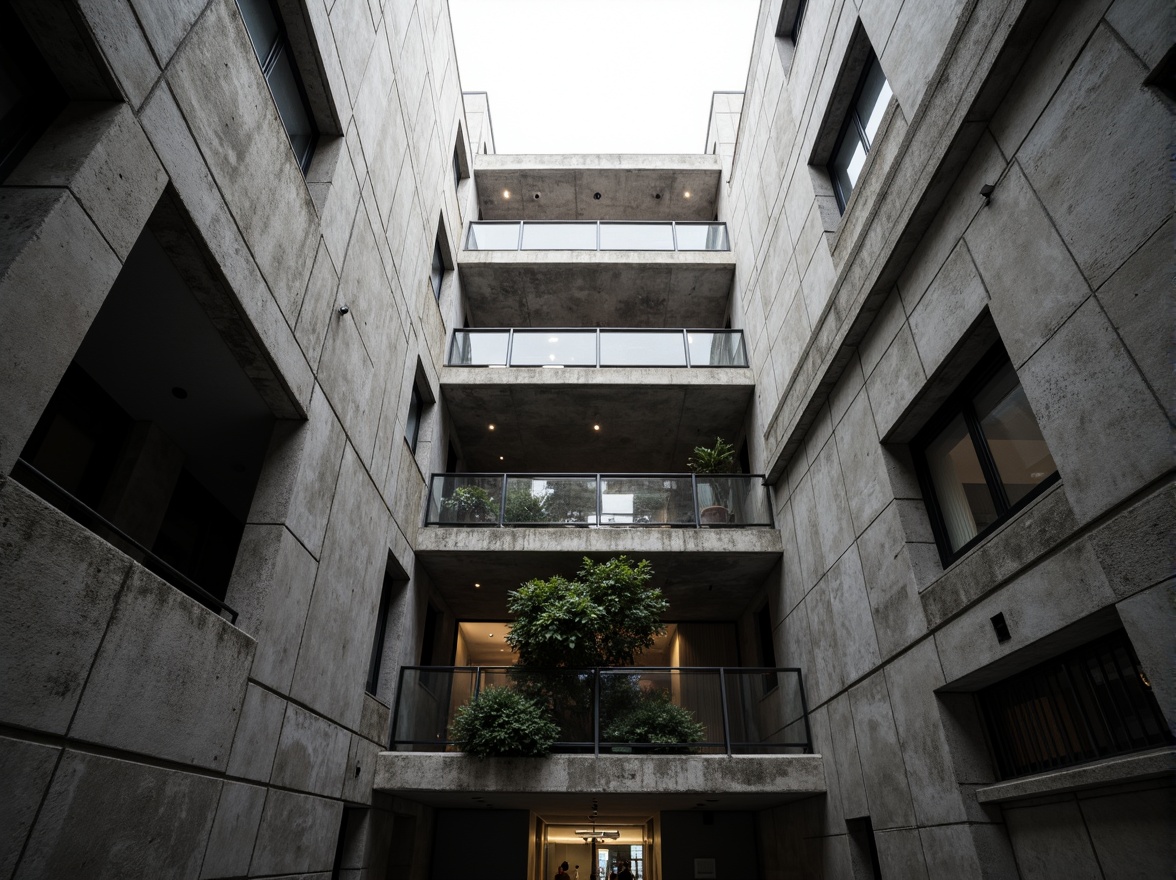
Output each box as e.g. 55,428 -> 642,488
509,330 -> 596,367
466,222 -> 520,250
503,475 -> 598,524
427,474 -> 771,528
599,223 -> 675,251
598,476 -> 696,525
686,331 -> 747,366
598,331 -> 687,367
426,474 -> 504,525
390,666 -> 811,754
675,223 -> 729,251
450,330 -> 510,366
464,222 -> 729,252
520,222 -> 598,250
694,475 -> 773,526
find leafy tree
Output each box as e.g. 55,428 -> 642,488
505,556 -> 667,668
449,686 -> 559,758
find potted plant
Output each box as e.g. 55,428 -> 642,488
687,437 -> 736,524
441,485 -> 498,523
603,690 -> 706,754
449,686 -> 559,757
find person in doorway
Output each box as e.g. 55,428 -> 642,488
556,861 -> 571,880
617,861 -> 633,880
573,866 -> 580,880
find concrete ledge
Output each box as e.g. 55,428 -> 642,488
375,752 -> 825,810
974,747 -> 1176,804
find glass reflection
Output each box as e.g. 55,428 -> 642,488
974,363 -> 1056,506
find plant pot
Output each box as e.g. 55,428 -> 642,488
700,505 -> 729,524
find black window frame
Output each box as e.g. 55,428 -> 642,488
912,345 -> 1060,567
0,2 -> 67,182
235,0 -> 319,175
828,49 -> 890,213
366,577 -> 393,695
405,384 -> 423,453
788,0 -> 809,41
430,238 -> 445,301
978,630 -> 1174,780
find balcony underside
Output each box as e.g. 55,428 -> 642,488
375,753 -> 825,816
457,252 -> 735,327
472,154 -> 722,222
413,528 -> 782,619
441,368 -> 754,471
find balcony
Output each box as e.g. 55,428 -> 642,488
449,328 -> 747,368
457,223 -> 736,327
425,473 -> 772,528
466,221 -> 729,252
390,666 -> 811,755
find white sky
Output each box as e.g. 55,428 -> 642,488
447,0 -> 760,154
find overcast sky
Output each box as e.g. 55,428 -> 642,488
447,0 -> 760,154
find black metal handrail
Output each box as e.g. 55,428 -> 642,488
447,328 -> 749,368
390,665 -> 813,756
10,459 -> 239,623
424,472 -> 774,529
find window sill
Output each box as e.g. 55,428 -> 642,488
974,746 -> 1176,805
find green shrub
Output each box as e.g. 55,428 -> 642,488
441,485 -> 498,522
603,691 -> 705,754
450,686 -> 559,758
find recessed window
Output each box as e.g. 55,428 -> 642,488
236,0 -> 318,174
829,50 -> 892,212
915,347 -> 1058,564
979,630 -> 1173,780
0,2 -> 67,182
406,385 -> 423,453
787,0 -> 809,42
430,238 -> 445,301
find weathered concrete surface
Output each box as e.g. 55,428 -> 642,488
458,250 -> 736,327
976,747 -> 1176,804
472,154 -> 722,221
375,752 -> 825,810
15,750 -> 221,880
0,736 -> 60,880
248,788 -> 342,877
199,781 -> 266,880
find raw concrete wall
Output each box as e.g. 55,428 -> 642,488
722,0 -> 1174,876
0,0 -> 475,875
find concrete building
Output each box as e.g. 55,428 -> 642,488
0,0 -> 1171,876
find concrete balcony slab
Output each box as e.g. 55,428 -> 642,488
441,366 -> 754,471
375,752 -> 825,815
472,154 -> 722,222
414,527 -> 782,619
457,250 -> 736,327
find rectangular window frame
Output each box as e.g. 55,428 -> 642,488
405,384 -> 422,453
828,49 -> 890,212
913,345 -> 1060,567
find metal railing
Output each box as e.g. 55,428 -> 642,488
390,666 -> 812,755
465,221 -> 729,252
425,473 -> 773,528
10,458 -> 239,623
448,328 -> 748,368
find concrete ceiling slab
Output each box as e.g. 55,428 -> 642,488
414,527 -> 782,620
457,251 -> 736,327
376,753 -> 824,817
441,367 -> 755,472
473,154 -> 723,221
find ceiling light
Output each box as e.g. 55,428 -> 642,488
549,336 -> 559,343
593,424 -> 600,431
488,424 -> 495,430
474,582 -> 481,588
499,456 -> 504,461
549,354 -> 556,360
488,633 -> 494,638
502,190 -> 511,199
684,191 -> 691,198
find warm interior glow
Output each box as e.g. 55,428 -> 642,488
502,189 -> 511,199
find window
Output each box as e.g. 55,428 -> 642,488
0,2 -> 67,181
452,125 -> 469,191
430,238 -> 444,301
979,630 -> 1173,780
236,0 -> 318,173
754,604 -> 778,694
915,347 -> 1058,565
786,0 -> 808,42
829,50 -> 892,211
845,816 -> 882,880
405,385 -> 422,453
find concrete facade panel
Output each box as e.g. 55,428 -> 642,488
270,702 -> 351,797
199,780 -> 267,880
848,671 -> 917,829
249,788 -> 343,876
0,737 -> 60,880
226,683 -> 287,783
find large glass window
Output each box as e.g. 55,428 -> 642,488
916,348 -> 1058,563
979,630 -> 1173,780
829,51 -> 892,212
236,0 -> 317,173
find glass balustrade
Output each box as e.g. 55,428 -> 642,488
448,329 -> 748,368
390,666 -> 812,755
465,221 -> 729,251
425,474 -> 772,527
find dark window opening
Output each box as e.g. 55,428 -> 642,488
0,1 -> 67,182
420,602 -> 441,666
14,227 -> 274,615
236,0 -> 318,173
788,0 -> 809,41
754,604 -> 778,694
913,345 -> 1059,565
845,816 -> 883,880
331,807 -> 366,880
1144,43 -> 1176,101
405,385 -> 422,453
366,577 -> 393,695
829,50 -> 892,212
430,238 -> 445,301
979,630 -> 1173,780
